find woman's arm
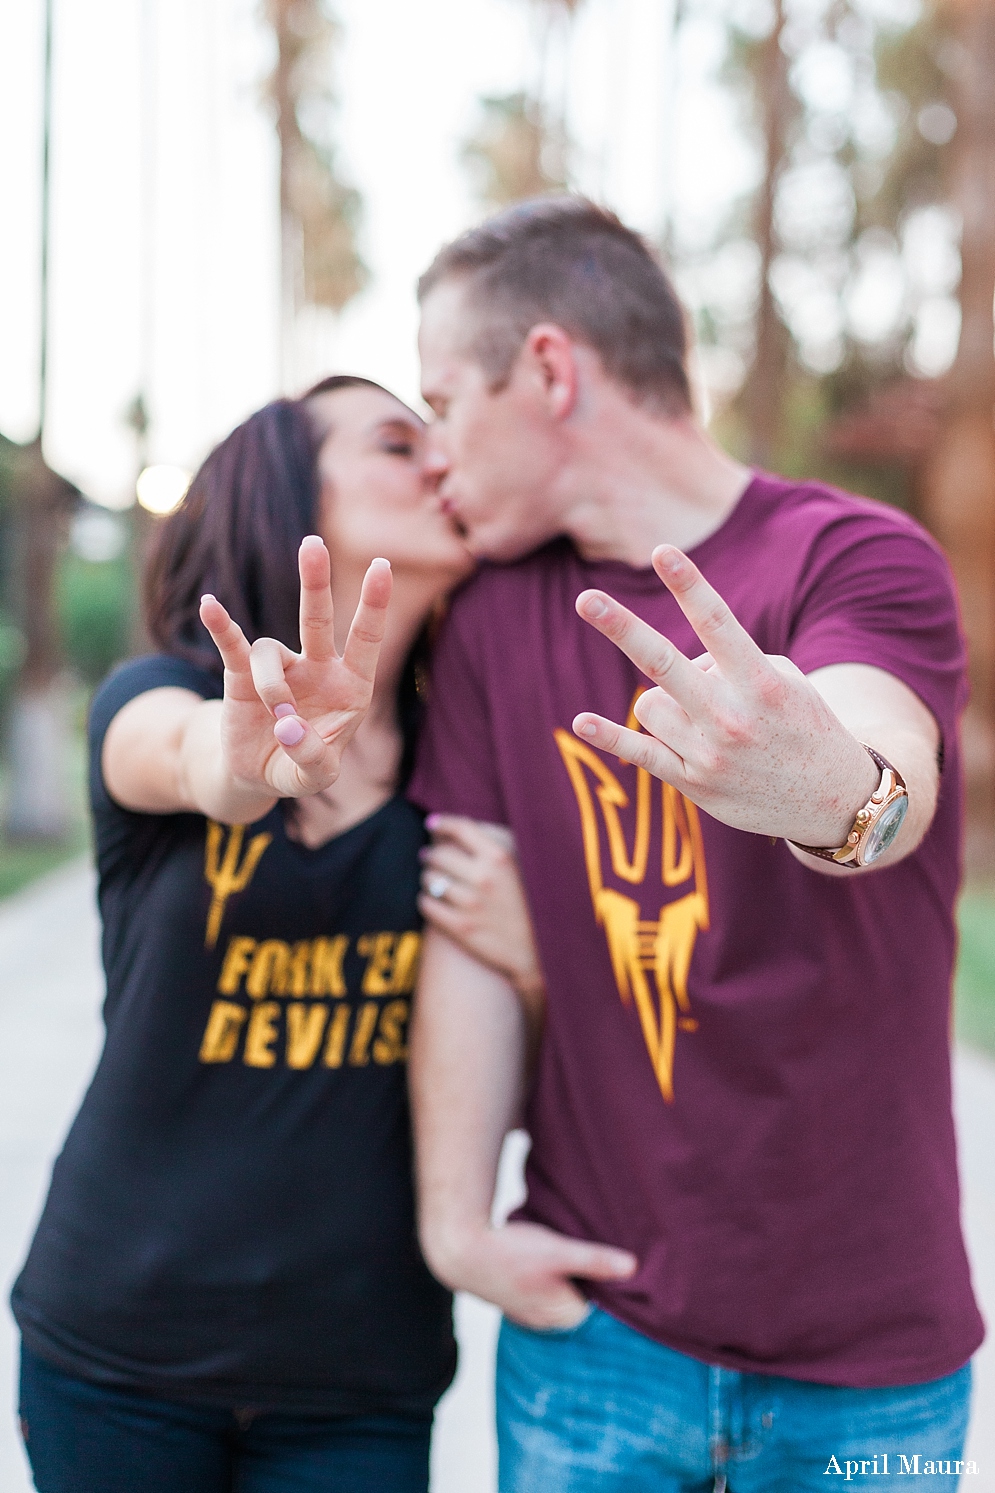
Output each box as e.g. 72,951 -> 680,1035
102,689 -> 279,822
417,815 -> 546,1039
103,537 -> 391,822
409,927 -> 637,1326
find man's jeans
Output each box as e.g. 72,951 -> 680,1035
496,1306 -> 973,1492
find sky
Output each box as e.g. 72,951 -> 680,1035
0,0 -> 770,509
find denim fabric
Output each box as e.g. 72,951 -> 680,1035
19,1345 -> 432,1493
496,1307 -> 973,1492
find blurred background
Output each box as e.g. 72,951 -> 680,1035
2,0 -> 993,1036
1,1 -> 995,1486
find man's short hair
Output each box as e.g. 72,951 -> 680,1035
418,195 -> 692,414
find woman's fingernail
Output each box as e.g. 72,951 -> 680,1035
576,719 -> 597,737
273,703 -> 295,719
657,547 -> 683,576
274,716 -> 305,746
425,814 -> 441,830
301,534 -> 324,548
582,595 -> 608,619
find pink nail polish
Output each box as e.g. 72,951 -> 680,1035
274,716 -> 305,746
274,703 -> 295,719
425,814 -> 441,829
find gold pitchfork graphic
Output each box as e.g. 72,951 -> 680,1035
203,821 -> 273,950
554,694 -> 709,1103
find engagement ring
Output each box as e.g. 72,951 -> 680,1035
426,873 -> 451,900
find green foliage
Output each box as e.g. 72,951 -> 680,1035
715,372 -> 913,510
955,885 -> 995,1058
0,616 -> 26,728
463,93 -> 567,210
56,549 -> 132,685
686,0 -> 962,462
866,10 -> 949,228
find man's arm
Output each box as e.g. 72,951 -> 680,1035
409,927 -> 637,1328
791,662 -> 939,874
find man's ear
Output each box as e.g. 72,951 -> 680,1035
522,323 -> 578,421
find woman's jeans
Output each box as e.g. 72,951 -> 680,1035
497,1306 -> 973,1492
19,1345 -> 432,1493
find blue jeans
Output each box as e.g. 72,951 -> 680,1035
19,1345 -> 432,1493
496,1307 -> 973,1492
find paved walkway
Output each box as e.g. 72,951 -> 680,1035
1,861 -> 993,1491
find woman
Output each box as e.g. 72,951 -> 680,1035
12,377 -> 542,1493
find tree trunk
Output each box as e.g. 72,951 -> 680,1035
740,0 -> 791,470
3,440 -> 75,841
920,0 -> 995,868
265,0 -> 303,388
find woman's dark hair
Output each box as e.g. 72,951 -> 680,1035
145,375 -> 391,674
144,373 -> 428,785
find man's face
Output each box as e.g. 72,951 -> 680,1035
419,281 -> 569,562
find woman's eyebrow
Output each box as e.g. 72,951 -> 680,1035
373,416 -> 425,438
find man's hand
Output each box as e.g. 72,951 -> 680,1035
573,545 -> 884,852
427,1219 -> 637,1330
200,536 -> 391,800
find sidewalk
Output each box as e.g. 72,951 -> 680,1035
1,860 -> 993,1491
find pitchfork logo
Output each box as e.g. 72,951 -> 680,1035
554,693 -> 710,1104
203,821 -> 273,950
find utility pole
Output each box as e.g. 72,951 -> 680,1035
127,0 -> 158,655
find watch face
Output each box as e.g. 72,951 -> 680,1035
861,796 -> 909,864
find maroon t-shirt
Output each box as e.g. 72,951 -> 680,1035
409,473 -> 984,1388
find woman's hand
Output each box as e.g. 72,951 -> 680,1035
418,816 -> 545,1022
200,536 -> 392,800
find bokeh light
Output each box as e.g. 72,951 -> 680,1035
135,463 -> 191,515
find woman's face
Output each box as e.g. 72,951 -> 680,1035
310,385 -> 474,588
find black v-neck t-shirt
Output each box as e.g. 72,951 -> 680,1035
12,655 -> 455,1416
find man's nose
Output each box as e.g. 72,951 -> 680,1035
422,435 -> 450,486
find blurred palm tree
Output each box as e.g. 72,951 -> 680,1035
2,440 -> 79,841
462,0 -> 584,211
2,0 -> 78,844
263,0 -> 367,373
732,0 -> 793,469
918,0 -> 995,860
463,92 -> 568,207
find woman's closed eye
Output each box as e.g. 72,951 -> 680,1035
375,418 -> 424,460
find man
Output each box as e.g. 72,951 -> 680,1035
407,196 -> 983,1491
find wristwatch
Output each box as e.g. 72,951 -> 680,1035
790,745 -> 908,869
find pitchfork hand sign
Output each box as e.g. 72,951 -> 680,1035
572,545 -> 876,849
200,535 -> 392,800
